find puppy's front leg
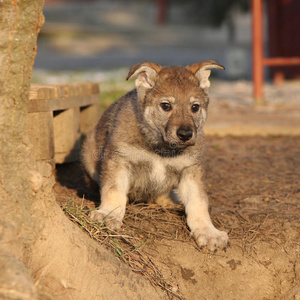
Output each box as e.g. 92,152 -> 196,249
89,164 -> 129,230
178,167 -> 229,251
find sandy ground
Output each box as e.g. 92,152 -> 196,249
55,135 -> 300,299
206,80 -> 300,137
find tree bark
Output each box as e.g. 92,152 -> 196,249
0,1 -> 45,298
0,1 -> 164,299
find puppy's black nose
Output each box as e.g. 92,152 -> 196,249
177,127 -> 193,142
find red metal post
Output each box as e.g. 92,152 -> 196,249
156,0 -> 168,25
252,0 -> 264,102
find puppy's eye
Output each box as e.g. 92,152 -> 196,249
160,102 -> 172,112
191,104 -> 200,113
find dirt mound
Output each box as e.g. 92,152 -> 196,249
55,136 -> 300,299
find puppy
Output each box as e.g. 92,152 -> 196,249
81,61 -> 229,251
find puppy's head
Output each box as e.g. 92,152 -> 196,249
127,61 -> 224,149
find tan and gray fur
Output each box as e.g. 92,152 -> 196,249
81,60 -> 229,251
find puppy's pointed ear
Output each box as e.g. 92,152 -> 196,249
127,62 -> 162,90
186,60 -> 224,93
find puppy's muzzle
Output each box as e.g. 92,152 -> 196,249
176,127 -> 193,142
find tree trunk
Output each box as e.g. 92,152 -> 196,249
0,1 -> 45,298
0,1 -> 163,299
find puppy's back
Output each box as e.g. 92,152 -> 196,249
81,90 -> 138,186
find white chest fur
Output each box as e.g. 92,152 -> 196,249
117,143 -> 196,189
150,159 -> 166,184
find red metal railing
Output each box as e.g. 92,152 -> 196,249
252,0 -> 300,101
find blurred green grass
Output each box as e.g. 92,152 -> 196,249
100,89 -> 129,110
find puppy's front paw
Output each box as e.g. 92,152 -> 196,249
193,226 -> 229,252
89,210 -> 123,230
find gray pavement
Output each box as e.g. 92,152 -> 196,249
36,1 -> 252,79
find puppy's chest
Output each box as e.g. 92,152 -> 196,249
132,159 -> 179,182
125,149 -> 194,193
118,143 -> 195,193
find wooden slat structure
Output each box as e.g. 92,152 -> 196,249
28,82 -> 100,167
